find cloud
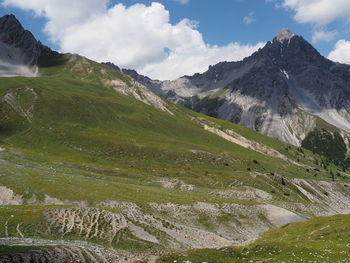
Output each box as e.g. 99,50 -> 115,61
311,29 -> 337,43
328,40 -> 350,65
282,0 -> 350,26
243,12 -> 255,25
2,0 -> 109,42
2,0 -> 264,80
142,42 -> 265,80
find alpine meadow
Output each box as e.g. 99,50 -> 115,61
1,1 -> 350,262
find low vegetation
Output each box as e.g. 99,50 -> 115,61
1,53 -> 350,260
158,214 -> 350,263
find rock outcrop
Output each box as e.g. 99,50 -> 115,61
0,14 -> 59,77
121,29 -> 350,147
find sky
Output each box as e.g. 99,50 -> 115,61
1,0 -> 350,80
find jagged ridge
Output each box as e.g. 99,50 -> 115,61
120,29 -> 350,151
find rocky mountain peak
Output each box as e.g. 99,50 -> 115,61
274,28 -> 295,43
102,62 -> 121,71
0,14 -> 18,24
255,28 -> 332,71
0,14 -> 36,45
130,27 -> 350,147
0,14 -> 60,77
0,14 -> 41,66
0,14 -> 20,27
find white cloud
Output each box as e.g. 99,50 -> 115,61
2,0 -> 264,80
243,12 -> 255,25
142,42 -> 265,80
328,40 -> 350,65
2,0 -> 109,42
282,0 -> 350,26
311,30 -> 337,43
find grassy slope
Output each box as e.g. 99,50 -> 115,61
158,214 -> 350,263
0,53 -> 343,205
1,53 -> 350,258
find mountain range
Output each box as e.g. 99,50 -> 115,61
1,14 -> 350,263
111,28 -> 350,164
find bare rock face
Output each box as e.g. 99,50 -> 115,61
0,14 -> 41,66
0,14 -> 59,77
124,29 -> 350,146
275,28 -> 295,43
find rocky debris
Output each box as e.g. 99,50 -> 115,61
95,173 -> 350,249
128,222 -> 159,244
197,118 -> 305,167
0,186 -> 23,205
0,238 -> 121,263
24,194 -> 85,206
156,178 -> 194,191
71,56 -> 94,75
248,172 -> 350,217
44,208 -> 127,243
259,204 -> 304,226
0,247 -> 94,263
105,79 -> 173,115
2,175 -> 350,253
2,176 -> 350,260
43,195 -> 66,205
214,186 -> 272,202
122,68 -> 165,97
102,63 -> 165,97
98,200 -> 305,249
292,179 -> 350,215
2,87 -> 38,122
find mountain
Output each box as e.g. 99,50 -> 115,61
102,62 -> 166,96
122,29 -> 350,159
0,14 -> 58,77
1,15 -> 350,262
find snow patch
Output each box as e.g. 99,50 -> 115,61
280,69 -> 290,80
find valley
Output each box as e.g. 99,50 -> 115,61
0,14 -> 350,263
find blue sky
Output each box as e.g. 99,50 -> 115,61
1,0 -> 350,79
